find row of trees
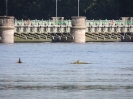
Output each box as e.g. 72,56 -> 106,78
0,0 -> 133,20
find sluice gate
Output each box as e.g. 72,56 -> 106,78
14,20 -> 72,42
14,18 -> 133,42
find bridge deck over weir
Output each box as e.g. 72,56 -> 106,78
14,19 -> 133,42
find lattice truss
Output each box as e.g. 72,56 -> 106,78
86,26 -> 133,41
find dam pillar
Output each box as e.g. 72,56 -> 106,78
131,37 -> 133,42
71,16 -> 86,43
0,16 -> 14,43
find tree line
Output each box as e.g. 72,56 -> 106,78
0,0 -> 133,20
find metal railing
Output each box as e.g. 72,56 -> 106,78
14,19 -> 72,26
14,19 -> 133,26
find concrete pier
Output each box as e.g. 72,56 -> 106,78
71,16 -> 86,43
0,16 -> 14,43
131,37 -> 133,42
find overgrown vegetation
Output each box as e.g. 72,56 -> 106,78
0,0 -> 133,20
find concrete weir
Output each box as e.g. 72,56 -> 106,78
0,16 -> 14,43
71,16 -> 86,43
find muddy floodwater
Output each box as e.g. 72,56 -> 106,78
0,42 -> 133,99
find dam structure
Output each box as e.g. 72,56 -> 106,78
14,17 -> 133,42
1,16 -> 133,43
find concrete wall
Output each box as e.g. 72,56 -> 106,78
71,16 -> 86,43
0,16 -> 14,43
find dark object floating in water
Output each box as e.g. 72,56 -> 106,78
71,60 -> 90,64
17,58 -> 22,63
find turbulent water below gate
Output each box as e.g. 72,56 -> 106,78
0,42 -> 133,99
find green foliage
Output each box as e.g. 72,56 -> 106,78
0,0 -> 133,20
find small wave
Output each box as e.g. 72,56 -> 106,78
0,84 -> 133,91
